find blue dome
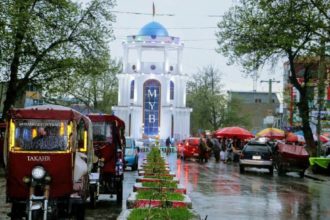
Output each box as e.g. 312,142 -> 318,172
138,21 -> 169,37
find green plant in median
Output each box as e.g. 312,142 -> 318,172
128,208 -> 194,220
136,190 -> 184,201
142,181 -> 178,189
143,164 -> 167,172
130,146 -> 190,220
144,175 -> 173,180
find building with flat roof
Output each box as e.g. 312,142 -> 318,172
227,91 -> 281,133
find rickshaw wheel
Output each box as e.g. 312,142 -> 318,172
116,185 -> 123,204
72,203 -> 85,220
299,170 -> 305,178
132,162 -> 138,171
32,210 -> 43,220
277,165 -> 285,176
311,165 -> 318,174
89,185 -> 97,208
269,167 -> 274,175
10,202 -> 25,220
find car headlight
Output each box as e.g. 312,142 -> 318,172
31,166 -> 46,180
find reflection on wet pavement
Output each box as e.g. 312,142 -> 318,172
1,152 -> 330,219
168,153 -> 330,220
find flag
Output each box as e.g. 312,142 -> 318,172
152,2 -> 155,17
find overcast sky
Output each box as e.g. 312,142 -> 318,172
89,0 -> 284,95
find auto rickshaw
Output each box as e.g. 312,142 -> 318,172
3,105 -> 94,219
274,142 -> 309,177
86,113 -> 125,207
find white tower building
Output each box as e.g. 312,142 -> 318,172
112,21 -> 192,140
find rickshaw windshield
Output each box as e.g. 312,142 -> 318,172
92,122 -> 112,142
12,119 -> 69,151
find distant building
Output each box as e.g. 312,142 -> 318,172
112,21 -> 192,140
227,91 -> 281,132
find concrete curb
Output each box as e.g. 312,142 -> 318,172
117,208 -> 200,220
304,172 -> 326,181
117,209 -> 132,220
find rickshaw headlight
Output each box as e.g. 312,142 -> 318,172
31,166 -> 46,180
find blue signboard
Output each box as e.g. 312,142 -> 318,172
143,80 -> 161,136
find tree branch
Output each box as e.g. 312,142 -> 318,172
21,0 -> 99,86
310,0 -> 330,21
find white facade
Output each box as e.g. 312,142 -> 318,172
112,22 -> 192,140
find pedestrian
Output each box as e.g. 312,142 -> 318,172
225,139 -> 233,163
205,137 -> 214,162
198,135 -> 208,163
165,136 -> 171,155
212,138 -> 221,162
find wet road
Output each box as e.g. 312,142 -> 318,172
1,152 -> 330,219
170,154 -> 330,220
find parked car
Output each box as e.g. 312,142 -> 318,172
124,138 -> 139,171
179,138 -> 200,159
239,140 -> 274,175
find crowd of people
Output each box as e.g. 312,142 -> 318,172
198,134 -> 247,163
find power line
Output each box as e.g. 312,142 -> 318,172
111,10 -> 174,16
182,38 -> 217,42
185,47 -> 215,51
110,10 -> 224,18
115,36 -> 217,42
113,26 -> 218,30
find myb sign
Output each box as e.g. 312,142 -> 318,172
144,80 -> 160,136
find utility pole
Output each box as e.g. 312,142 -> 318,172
260,79 -> 280,104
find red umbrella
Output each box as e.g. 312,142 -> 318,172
286,132 -> 298,142
313,134 -> 329,143
214,126 -> 254,139
322,132 -> 330,138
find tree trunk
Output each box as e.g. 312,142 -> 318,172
2,81 -> 18,120
287,52 -> 317,156
298,94 -> 316,156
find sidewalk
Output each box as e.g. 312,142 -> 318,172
304,167 -> 330,182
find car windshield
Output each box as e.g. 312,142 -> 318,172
92,122 -> 112,142
126,138 -> 134,148
12,119 -> 69,151
125,148 -> 134,156
245,145 -> 269,152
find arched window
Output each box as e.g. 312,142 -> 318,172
170,81 -> 174,100
130,80 -> 135,99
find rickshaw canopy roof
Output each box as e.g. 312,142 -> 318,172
8,105 -> 90,125
87,113 -> 125,128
